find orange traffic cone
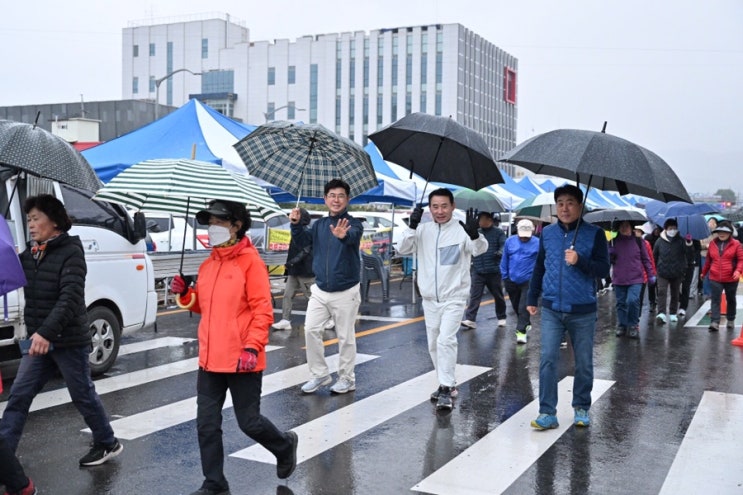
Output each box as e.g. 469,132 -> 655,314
731,322 -> 743,347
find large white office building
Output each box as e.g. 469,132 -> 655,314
122,13 -> 519,175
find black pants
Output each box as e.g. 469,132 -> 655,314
503,279 -> 531,331
464,271 -> 507,321
680,265 -> 696,311
0,434 -> 29,493
196,369 -> 292,491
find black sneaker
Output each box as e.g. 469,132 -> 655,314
79,438 -> 123,466
615,326 -> 627,337
435,386 -> 454,411
277,431 -> 298,479
430,385 -> 458,402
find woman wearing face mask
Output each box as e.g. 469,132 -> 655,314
700,221 -> 743,331
169,200 -> 298,495
652,218 -> 694,325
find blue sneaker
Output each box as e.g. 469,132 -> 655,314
574,408 -> 590,427
531,414 -> 559,430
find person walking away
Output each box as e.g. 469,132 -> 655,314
644,225 -> 662,312
290,179 -> 364,395
461,212 -> 507,329
700,221 -> 743,331
526,185 -> 610,429
610,221 -> 656,339
500,219 -> 540,344
678,237 -> 702,317
171,199 -> 298,495
653,218 -> 693,325
0,195 -> 123,467
273,208 -> 317,330
634,225 -> 657,318
397,189 -> 488,411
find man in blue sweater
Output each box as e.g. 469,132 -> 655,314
501,219 -> 540,344
461,212 -> 507,329
527,185 -> 610,429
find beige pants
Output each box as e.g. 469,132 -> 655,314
304,283 -> 361,381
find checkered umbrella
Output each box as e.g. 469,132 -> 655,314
233,121 -> 378,202
93,158 -> 284,221
0,119 -> 102,192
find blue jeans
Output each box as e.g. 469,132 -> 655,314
538,308 -> 597,415
0,345 -> 115,453
614,284 -> 642,327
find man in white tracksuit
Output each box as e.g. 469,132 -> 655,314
397,188 -> 488,411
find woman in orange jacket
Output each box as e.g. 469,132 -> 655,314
171,200 -> 297,495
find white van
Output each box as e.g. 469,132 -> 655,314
1,173 -> 157,375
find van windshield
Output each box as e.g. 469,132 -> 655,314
60,184 -> 129,239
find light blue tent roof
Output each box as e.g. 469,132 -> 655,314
517,176 -> 547,196
83,99 -> 255,183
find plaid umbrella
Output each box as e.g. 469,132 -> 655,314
0,119 -> 102,192
93,158 -> 284,221
233,121 -> 378,201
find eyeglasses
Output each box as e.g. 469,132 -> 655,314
326,193 -> 348,200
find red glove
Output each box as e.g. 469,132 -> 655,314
685,234 -> 692,242
170,275 -> 188,296
237,348 -> 258,372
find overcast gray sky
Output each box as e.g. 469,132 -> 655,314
1,0 -> 741,195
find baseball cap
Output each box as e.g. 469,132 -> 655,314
517,219 -> 534,237
195,201 -> 235,225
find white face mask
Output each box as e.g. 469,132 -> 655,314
666,229 -> 678,238
208,225 -> 232,246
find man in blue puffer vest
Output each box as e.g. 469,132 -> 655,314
526,184 -> 610,430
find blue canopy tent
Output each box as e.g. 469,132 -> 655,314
83,99 -> 255,182
517,176 -> 546,196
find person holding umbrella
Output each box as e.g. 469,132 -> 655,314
526,185 -> 610,429
700,221 -> 743,331
461,211 -> 508,330
653,218 -> 694,324
289,179 -> 364,395
500,219 -> 540,344
170,200 -> 298,494
610,221 -> 656,339
397,189 -> 488,411
0,195 -> 123,466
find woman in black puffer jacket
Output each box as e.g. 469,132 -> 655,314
652,218 -> 694,324
0,195 -> 123,467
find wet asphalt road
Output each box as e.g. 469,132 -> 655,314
2,276 -> 743,495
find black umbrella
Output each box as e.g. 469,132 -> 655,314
368,113 -> 504,200
0,118 -> 102,192
583,208 -> 648,230
498,126 -> 691,203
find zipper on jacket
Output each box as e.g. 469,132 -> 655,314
435,223 -> 441,302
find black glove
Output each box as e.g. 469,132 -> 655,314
408,205 -> 423,230
459,208 -> 480,240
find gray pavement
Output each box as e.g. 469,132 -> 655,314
2,275 -> 743,494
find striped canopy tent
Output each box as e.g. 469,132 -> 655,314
93,158 -> 284,221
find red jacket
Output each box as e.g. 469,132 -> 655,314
178,237 -> 274,372
701,237 -> 743,283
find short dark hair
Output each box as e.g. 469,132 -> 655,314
663,218 -> 678,229
23,194 -> 72,232
324,179 -> 350,196
428,188 -> 453,204
554,184 -> 583,204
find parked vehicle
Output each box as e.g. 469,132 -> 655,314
146,213 -> 207,252
1,173 -> 157,376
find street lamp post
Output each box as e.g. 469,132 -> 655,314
154,69 -> 202,119
264,104 -> 306,122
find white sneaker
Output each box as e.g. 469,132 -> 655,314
330,377 -> 356,394
656,313 -> 667,324
677,309 -> 686,317
461,320 -> 477,329
301,375 -> 332,394
669,314 -> 678,323
498,319 -> 507,327
272,319 -> 292,330
324,320 -> 336,329
516,331 -> 528,344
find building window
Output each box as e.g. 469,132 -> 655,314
133,45 -> 139,57
420,92 -> 427,113
287,101 -> 296,120
377,92 -> 383,125
149,43 -> 155,56
288,65 -> 296,84
201,38 -> 208,59
350,58 -> 355,89
202,70 -> 235,93
349,95 -> 355,126
132,77 -> 139,94
268,67 -> 276,85
504,67 -> 517,104
266,102 -> 275,120
310,64 -> 318,123
435,90 -> 442,116
149,76 -> 156,93
335,97 -> 341,127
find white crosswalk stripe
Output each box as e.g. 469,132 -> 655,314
412,377 -> 615,495
89,353 -> 380,440
117,336 -> 195,356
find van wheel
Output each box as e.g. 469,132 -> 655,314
88,306 -> 121,376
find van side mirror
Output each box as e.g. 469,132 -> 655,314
132,212 -> 147,241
